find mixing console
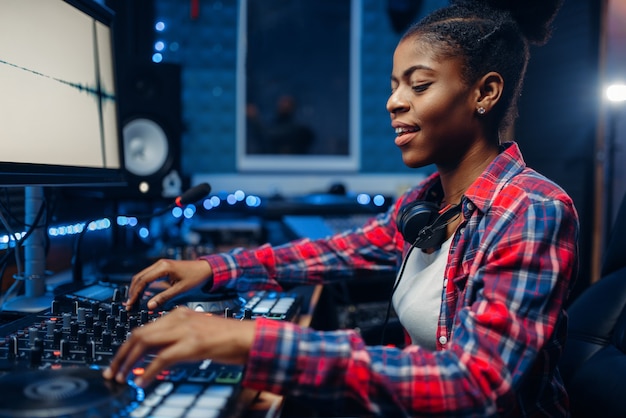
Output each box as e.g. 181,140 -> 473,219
0,283 -> 302,417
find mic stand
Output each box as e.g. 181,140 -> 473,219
2,186 -> 53,312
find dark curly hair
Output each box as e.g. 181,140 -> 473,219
402,0 -> 563,136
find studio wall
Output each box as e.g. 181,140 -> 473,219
146,0 -> 600,296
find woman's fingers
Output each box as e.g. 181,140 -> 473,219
103,308 -> 256,388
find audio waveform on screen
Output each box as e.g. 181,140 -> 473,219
0,58 -> 116,102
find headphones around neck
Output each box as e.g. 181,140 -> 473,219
381,199 -> 463,344
396,200 -> 462,249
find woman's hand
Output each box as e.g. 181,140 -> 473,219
125,259 -> 213,310
103,307 -> 256,387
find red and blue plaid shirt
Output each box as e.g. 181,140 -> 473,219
202,142 -> 579,417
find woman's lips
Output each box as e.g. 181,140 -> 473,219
394,128 -> 419,146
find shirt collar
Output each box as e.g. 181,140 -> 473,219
463,141 -> 526,213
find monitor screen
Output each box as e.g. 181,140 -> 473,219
0,0 -> 125,186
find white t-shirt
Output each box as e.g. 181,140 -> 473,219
391,237 -> 452,350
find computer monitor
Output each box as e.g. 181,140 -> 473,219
0,0 -> 124,311
0,0 -> 124,187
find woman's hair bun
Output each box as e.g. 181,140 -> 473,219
452,0 -> 563,45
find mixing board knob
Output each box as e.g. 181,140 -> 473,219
140,310 -> 149,324
77,329 -> 88,346
113,287 -> 123,302
85,314 -> 94,328
8,336 -> 18,358
60,339 -> 70,358
77,307 -> 87,322
115,324 -> 126,340
111,341 -> 122,355
102,331 -> 112,347
28,327 -> 39,346
29,343 -> 43,367
129,316 -> 139,330
70,321 -> 79,337
46,320 -> 55,337
106,315 -> 116,331
111,302 -> 122,316
62,313 -> 72,330
86,340 -> 96,361
119,309 -> 128,324
243,309 -> 253,320
93,321 -> 103,339
98,307 -> 107,322
51,300 -> 60,315
224,307 -> 233,318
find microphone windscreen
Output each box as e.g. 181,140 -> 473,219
177,183 -> 211,206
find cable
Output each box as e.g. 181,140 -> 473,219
379,210 -> 461,345
0,198 -> 47,310
380,244 -> 415,345
0,208 -> 24,277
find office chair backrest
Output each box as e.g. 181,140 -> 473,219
559,192 -> 626,417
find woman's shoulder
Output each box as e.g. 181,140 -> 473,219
505,166 -> 574,206
489,167 -> 579,229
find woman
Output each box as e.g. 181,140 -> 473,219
104,0 -> 578,415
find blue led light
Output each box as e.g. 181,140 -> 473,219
155,21 -> 165,31
234,190 -> 245,201
117,216 -> 138,227
203,196 -> 222,210
138,227 -> 150,239
245,195 -> 261,207
356,193 -> 371,205
373,194 -> 386,207
152,53 -> 163,63
0,233 -> 21,248
183,205 -> 196,218
154,41 -> 165,52
171,206 -> 183,218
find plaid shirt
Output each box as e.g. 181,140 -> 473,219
202,142 -> 579,417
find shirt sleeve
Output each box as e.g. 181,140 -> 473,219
201,204 -> 404,293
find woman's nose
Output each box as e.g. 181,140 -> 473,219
386,89 -> 409,114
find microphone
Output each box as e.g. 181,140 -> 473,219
176,182 -> 212,208
143,183 -> 213,218
70,183 -> 212,285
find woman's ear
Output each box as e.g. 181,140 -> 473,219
475,71 -> 504,113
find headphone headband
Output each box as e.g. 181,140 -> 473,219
396,201 -> 462,249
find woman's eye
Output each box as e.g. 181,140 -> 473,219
412,83 -> 429,93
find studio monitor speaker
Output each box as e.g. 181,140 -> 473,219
116,61 -> 184,199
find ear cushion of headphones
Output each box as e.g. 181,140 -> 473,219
396,200 -> 443,248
